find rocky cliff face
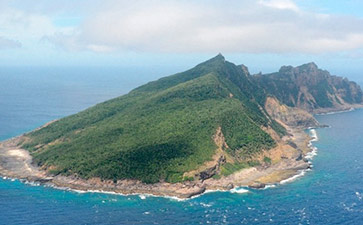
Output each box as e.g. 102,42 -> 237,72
254,62 -> 363,113
264,97 -> 319,128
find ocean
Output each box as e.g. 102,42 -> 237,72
0,67 -> 362,225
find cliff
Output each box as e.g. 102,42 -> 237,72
254,62 -> 363,113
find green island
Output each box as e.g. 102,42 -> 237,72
1,54 -> 362,198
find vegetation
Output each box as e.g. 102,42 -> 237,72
263,156 -> 272,164
220,162 -> 249,177
21,56 -> 362,184
22,54 -> 284,183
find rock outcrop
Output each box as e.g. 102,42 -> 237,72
264,97 -> 319,128
198,155 -> 226,181
254,62 -> 363,113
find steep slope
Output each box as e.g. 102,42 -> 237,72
264,97 -> 319,128
254,62 -> 363,112
20,55 -> 284,184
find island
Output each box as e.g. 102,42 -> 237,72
1,54 -> 362,198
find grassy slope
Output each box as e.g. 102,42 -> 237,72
22,55 -> 282,183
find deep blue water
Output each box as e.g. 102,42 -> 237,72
0,67 -> 362,225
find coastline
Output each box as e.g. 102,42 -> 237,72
4,105 -> 358,199
0,126 -> 316,200
312,104 -> 363,115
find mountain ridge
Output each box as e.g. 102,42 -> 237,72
254,62 -> 363,112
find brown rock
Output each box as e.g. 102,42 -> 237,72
248,182 -> 266,189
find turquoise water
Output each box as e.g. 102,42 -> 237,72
0,68 -> 362,224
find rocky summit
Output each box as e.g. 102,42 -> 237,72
254,62 -> 363,112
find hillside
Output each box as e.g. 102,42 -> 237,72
17,55 -> 363,187
254,62 -> 363,113
20,54 -> 284,184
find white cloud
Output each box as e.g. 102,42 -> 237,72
0,3 -> 76,51
258,0 -> 299,11
0,8 -> 55,38
0,36 -> 21,49
4,0 -> 363,55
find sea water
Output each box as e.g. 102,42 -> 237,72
0,67 -> 362,225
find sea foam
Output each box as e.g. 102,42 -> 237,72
279,170 -> 306,184
230,187 -> 249,194
309,129 -> 318,142
280,128 -> 319,185
305,129 -> 318,161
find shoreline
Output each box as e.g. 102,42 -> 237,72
0,127 -> 316,200
4,105 -> 356,199
0,105 -> 363,200
312,104 -> 363,115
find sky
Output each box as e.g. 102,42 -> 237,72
1,0 -> 363,79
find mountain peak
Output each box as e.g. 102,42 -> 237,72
194,53 -> 226,70
216,52 -> 225,58
298,62 -> 318,71
205,53 -> 225,63
279,62 -> 319,74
